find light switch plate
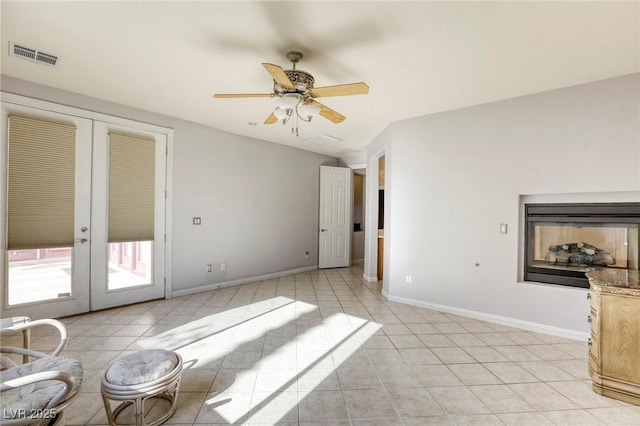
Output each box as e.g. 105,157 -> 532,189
500,223 -> 508,234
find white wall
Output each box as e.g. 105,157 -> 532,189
171,123 -> 334,292
1,76 -> 336,294
365,74 -> 640,335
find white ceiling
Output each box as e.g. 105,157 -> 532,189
2,1 -> 638,158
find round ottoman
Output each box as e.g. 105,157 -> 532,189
101,349 -> 183,426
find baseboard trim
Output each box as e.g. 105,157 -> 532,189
382,292 -> 589,342
363,273 -> 378,283
171,265 -> 318,297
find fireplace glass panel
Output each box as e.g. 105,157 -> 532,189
524,203 -> 640,288
530,223 -> 639,272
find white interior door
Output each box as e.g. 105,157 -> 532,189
318,166 -> 352,268
90,121 -> 167,311
1,104 -> 92,319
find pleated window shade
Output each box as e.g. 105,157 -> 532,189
108,132 -> 155,243
7,114 -> 76,249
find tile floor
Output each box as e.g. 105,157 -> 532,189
9,265 -> 640,425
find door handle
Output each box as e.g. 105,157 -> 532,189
320,229 -> 328,232
74,238 -> 88,244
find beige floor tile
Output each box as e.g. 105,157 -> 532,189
297,367 -> 341,391
463,346 -> 510,363
517,360 -> 576,381
247,391 -> 298,423
498,412 -> 555,425
414,365 -> 463,386
428,386 -> 492,415
552,359 -> 592,380
548,380 -> 629,409
494,345 -> 542,361
434,322 -> 468,334
431,347 -> 477,364
336,365 -> 382,390
509,382 -> 580,410
449,413 -> 505,425
343,388 -> 397,420
447,333 -> 487,347
195,391 -> 250,424
474,332 -> 517,346
180,368 -> 219,392
297,390 -> 349,422
398,347 -> 442,365
418,333 -> 457,348
388,334 -> 426,348
381,323 -> 413,335
376,365 -> 424,389
523,343 -> 576,360
406,323 -> 440,334
544,409 -> 606,425
459,321 -> 496,333
483,362 -> 540,384
448,363 -> 502,385
65,392 -> 105,425
387,387 -> 445,417
254,367 -> 298,393
402,415 -> 455,425
362,334 -> 394,349
366,348 -> 406,365
469,384 -> 536,413
587,406 -> 640,425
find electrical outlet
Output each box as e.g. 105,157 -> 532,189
405,275 -> 412,283
193,217 -> 201,225
206,264 -> 212,273
220,263 -> 226,271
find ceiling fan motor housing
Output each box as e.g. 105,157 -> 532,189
275,70 -> 315,93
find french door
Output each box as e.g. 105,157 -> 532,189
90,121 -> 166,311
1,100 -> 168,319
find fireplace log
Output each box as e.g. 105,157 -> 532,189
545,242 -> 615,266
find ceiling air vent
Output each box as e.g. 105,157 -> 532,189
303,134 -> 342,145
9,42 -> 59,67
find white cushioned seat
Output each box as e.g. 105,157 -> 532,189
105,349 -> 178,386
1,356 -> 83,422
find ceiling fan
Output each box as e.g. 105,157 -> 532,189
213,51 -> 369,134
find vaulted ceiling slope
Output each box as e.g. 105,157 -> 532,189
1,1 -> 638,158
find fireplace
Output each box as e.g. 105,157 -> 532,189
524,203 -> 640,288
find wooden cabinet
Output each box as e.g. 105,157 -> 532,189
586,269 -> 640,406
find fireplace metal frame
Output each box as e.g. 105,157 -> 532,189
524,202 -> 640,288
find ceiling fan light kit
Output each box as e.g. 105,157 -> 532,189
213,51 -> 369,137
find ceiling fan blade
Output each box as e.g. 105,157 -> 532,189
309,82 -> 369,98
264,111 -> 278,124
262,63 -> 295,90
309,100 -> 346,123
213,93 -> 274,98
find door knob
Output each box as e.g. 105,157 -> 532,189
320,229 -> 328,232
80,226 -> 88,232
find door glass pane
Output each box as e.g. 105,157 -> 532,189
107,241 -> 153,290
7,247 -> 72,305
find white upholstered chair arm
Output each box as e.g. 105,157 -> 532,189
0,319 -> 68,356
